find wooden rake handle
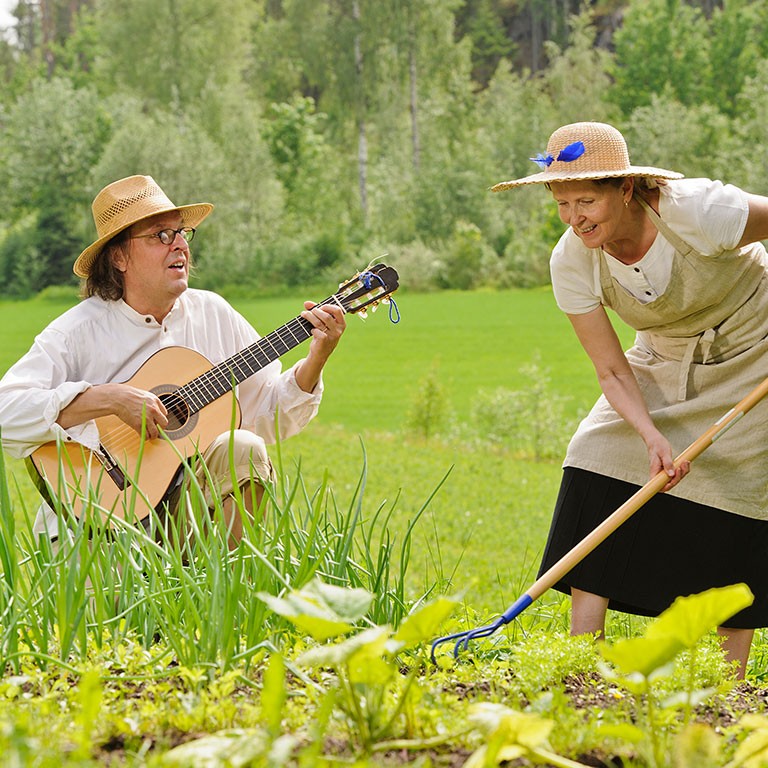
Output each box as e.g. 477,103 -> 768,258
527,374 -> 768,603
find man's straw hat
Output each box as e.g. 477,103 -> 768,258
491,122 -> 683,191
74,175 -> 214,278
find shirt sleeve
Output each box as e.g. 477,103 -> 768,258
0,326 -> 94,458
660,178 -> 749,255
550,229 -> 603,314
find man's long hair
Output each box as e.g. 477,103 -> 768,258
81,232 -> 129,301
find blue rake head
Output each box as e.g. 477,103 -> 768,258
429,593 -> 534,665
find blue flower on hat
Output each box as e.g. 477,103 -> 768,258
529,140 -> 586,170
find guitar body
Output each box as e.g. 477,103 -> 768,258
29,346 -> 241,522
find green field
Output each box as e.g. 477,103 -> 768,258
0,288 -> 632,613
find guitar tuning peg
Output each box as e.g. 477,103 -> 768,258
370,302 -> 379,313
382,297 -> 390,305
358,309 -> 368,319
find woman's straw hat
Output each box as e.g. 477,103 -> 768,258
74,175 -> 214,278
491,122 -> 683,191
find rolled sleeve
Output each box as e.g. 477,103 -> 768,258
0,375 -> 93,457
237,359 -> 323,443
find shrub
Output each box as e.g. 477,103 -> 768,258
469,356 -> 576,460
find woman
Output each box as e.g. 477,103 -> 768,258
492,122 -> 768,678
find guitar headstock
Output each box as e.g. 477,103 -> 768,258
332,263 -> 399,317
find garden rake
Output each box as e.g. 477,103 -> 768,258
431,373 -> 768,664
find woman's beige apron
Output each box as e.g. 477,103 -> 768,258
564,196 -> 768,519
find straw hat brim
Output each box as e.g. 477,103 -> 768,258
491,166 -> 683,192
74,202 -> 214,279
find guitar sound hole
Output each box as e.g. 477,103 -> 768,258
158,391 -> 191,431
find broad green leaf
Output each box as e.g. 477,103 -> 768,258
468,703 -> 553,747
256,591 -> 354,640
283,613 -> 356,642
740,715 -> 768,731
662,686 -> 718,710
463,743 -> 525,768
260,653 -> 285,737
673,722 -> 720,768
600,635 -> 684,677
646,584 -> 753,647
497,711 -> 554,750
468,702 -> 515,733
601,585 -> 754,679
296,626 -> 390,668
300,579 -> 374,622
160,729 -> 269,767
730,728 -> 768,767
597,722 -> 646,744
256,579 -> 373,640
393,596 -> 460,647
347,631 -> 393,685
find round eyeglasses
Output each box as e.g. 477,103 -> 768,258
130,227 -> 196,245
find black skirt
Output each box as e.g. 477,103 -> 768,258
538,467 -> 768,629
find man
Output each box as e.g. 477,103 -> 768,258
0,175 -> 346,545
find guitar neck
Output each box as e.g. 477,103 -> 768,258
178,313 -> 319,414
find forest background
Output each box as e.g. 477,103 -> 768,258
1,0 -> 767,300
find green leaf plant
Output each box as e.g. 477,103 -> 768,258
599,583 -> 754,768
464,702 -> 591,768
258,578 -> 463,758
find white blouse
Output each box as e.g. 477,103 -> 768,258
550,178 -> 750,315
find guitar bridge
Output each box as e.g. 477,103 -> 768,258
96,444 -> 128,491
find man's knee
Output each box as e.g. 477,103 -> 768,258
200,430 -> 274,496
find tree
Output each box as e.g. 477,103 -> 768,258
706,0 -> 768,117
93,0 -> 257,113
458,0 -> 516,87
539,6 -> 615,125
610,0 -> 711,115
0,76 -> 110,291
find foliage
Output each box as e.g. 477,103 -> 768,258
610,0 -> 711,116
404,360 -> 453,439
0,76 -> 110,293
469,354 -> 577,460
599,584 -> 754,768
1,2 -> 767,296
0,435 -> 437,675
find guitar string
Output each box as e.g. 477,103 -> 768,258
94,307 -> 332,455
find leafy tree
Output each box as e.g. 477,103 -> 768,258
460,0 -> 516,87
89,102 -> 285,289
707,0 -> 768,117
610,0 -> 711,115
721,59 -> 768,196
623,91 -> 732,181
0,76 -> 110,292
539,6 -> 615,125
93,0 -> 257,112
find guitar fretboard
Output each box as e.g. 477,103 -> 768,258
177,314 -> 319,414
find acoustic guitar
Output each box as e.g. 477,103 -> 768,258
27,264 -> 399,522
